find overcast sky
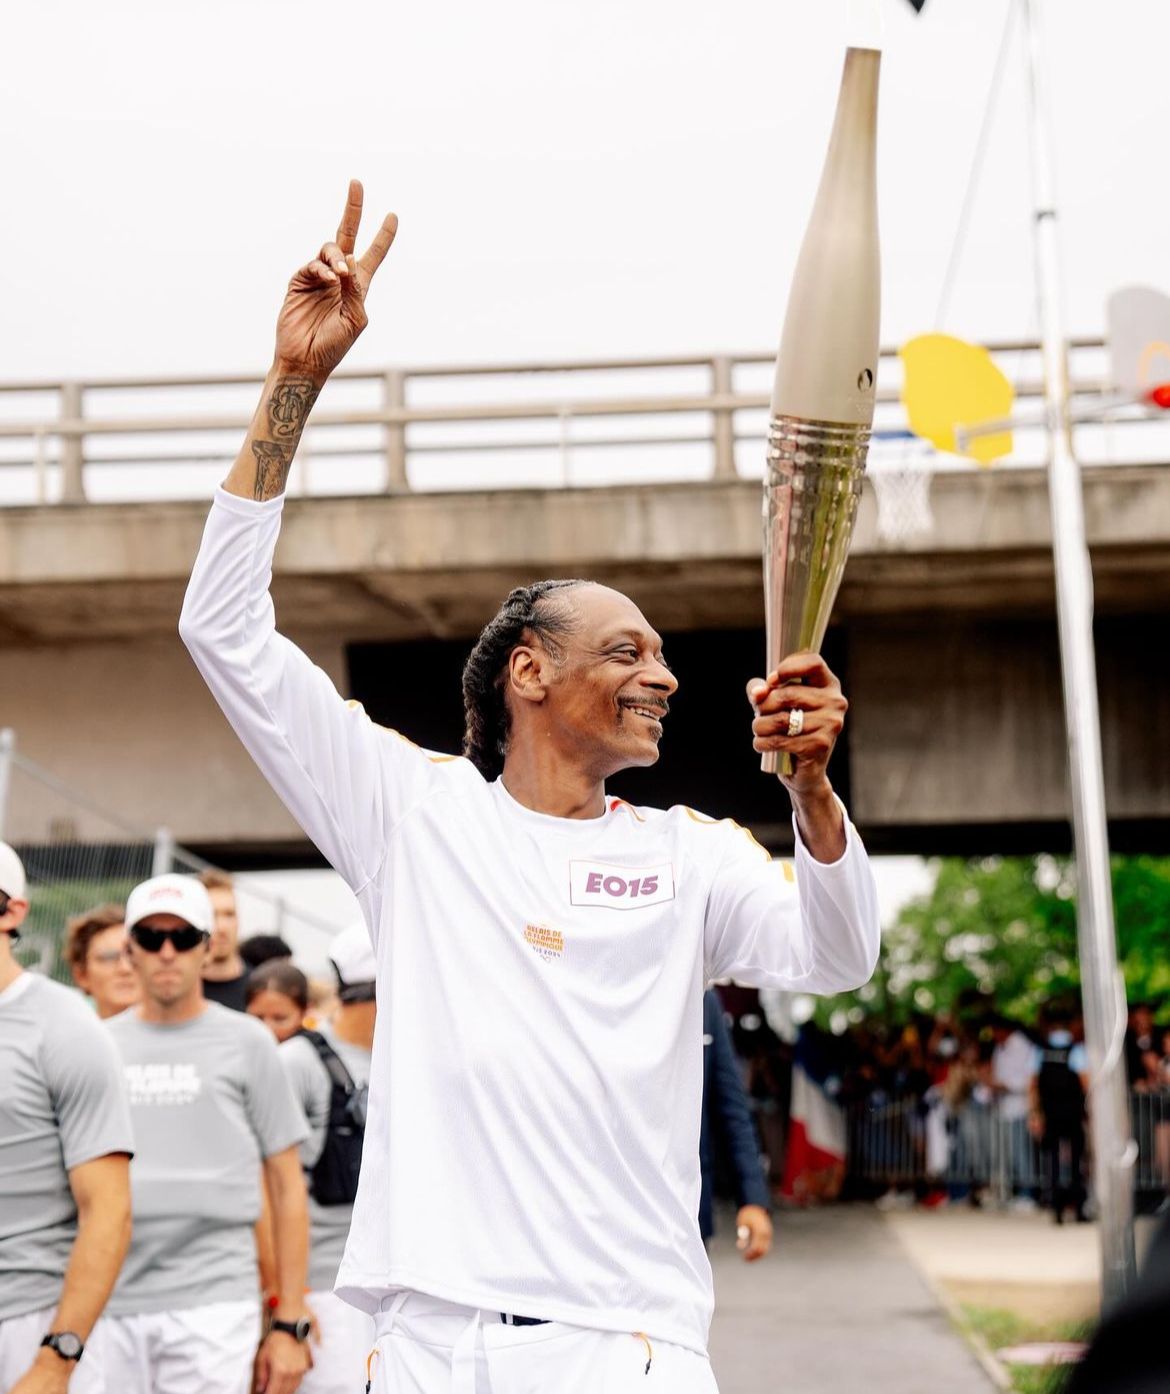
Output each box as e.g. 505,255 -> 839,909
5,0 -> 1167,381
7,1 -> 1163,921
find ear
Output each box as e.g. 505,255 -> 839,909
506,643 -> 552,706
4,898 -> 30,931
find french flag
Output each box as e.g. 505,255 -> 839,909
780,1027 -> 847,1202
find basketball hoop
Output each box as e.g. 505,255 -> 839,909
867,431 -> 936,546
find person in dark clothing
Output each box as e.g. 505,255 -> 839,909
1029,1009 -> 1089,1224
198,869 -> 249,1011
700,991 -> 773,1260
240,933 -> 294,971
1124,1002 -> 1157,1089
1064,1210 -> 1170,1394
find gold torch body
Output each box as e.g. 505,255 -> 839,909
763,46 -> 881,776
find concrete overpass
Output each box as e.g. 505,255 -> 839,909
5,460 -> 1170,858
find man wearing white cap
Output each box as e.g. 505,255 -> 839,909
279,924 -> 377,1394
102,873 -> 312,1394
0,841 -> 133,1394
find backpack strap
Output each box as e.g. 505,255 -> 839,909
298,1029 -> 358,1122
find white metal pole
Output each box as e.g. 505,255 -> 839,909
0,729 -> 14,843
152,826 -> 175,878
1019,0 -> 1135,1305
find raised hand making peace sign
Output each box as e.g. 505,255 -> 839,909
222,182 -> 398,503
275,179 -> 398,382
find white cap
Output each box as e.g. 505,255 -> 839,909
124,874 -> 213,934
329,922 -> 377,991
0,843 -> 27,901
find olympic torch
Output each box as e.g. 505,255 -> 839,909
762,45 -> 881,777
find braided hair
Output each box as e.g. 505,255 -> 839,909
462,579 -> 587,780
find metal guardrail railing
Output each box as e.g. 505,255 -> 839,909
848,1090 -> 1170,1200
1,337 -> 1161,504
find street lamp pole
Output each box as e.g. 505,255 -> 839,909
1018,0 -> 1136,1305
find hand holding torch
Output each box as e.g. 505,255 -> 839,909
762,46 -> 881,777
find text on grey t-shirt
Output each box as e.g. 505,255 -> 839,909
104,1001 -> 307,1315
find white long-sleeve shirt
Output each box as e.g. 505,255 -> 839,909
180,487 -> 880,1353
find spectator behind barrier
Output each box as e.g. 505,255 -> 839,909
65,903 -> 140,1020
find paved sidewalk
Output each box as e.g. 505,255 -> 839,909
708,1206 -> 996,1394
882,1207 -> 1158,1324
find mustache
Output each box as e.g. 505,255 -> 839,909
617,697 -> 670,718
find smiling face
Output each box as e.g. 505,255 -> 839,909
509,584 -> 678,781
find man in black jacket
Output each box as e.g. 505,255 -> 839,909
700,991 -> 773,1260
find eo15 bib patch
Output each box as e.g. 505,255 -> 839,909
569,860 -> 675,910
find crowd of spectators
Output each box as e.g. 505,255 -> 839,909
718,988 -> 1170,1221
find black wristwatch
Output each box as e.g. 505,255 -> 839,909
271,1316 -> 312,1343
41,1332 -> 85,1362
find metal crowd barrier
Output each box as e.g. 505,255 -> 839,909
847,1090 -> 1170,1200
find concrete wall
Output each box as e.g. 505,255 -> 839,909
5,630 -> 346,847
848,616 -> 1170,830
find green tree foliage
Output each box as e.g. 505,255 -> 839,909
836,855 -> 1170,1027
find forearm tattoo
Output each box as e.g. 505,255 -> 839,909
252,376 -> 321,500
252,440 -> 295,500
267,377 -> 320,439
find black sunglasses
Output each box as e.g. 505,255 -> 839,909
130,924 -> 208,954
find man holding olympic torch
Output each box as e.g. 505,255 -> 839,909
180,181 -> 880,1393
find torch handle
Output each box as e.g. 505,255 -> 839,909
759,677 -> 804,779
761,751 -> 796,779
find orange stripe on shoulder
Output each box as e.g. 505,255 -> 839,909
731,819 -> 772,861
609,798 -> 646,822
685,807 -> 772,861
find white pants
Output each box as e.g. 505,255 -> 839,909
301,1289 -> 376,1394
101,1298 -> 261,1394
369,1291 -> 719,1394
0,1306 -> 107,1394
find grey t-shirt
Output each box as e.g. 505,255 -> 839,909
0,973 -> 134,1321
105,1001 -> 308,1315
280,1029 -> 371,1293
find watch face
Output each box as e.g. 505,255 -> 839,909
295,1317 -> 312,1343
51,1333 -> 83,1359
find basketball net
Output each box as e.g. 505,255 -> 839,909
867,432 -> 936,546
